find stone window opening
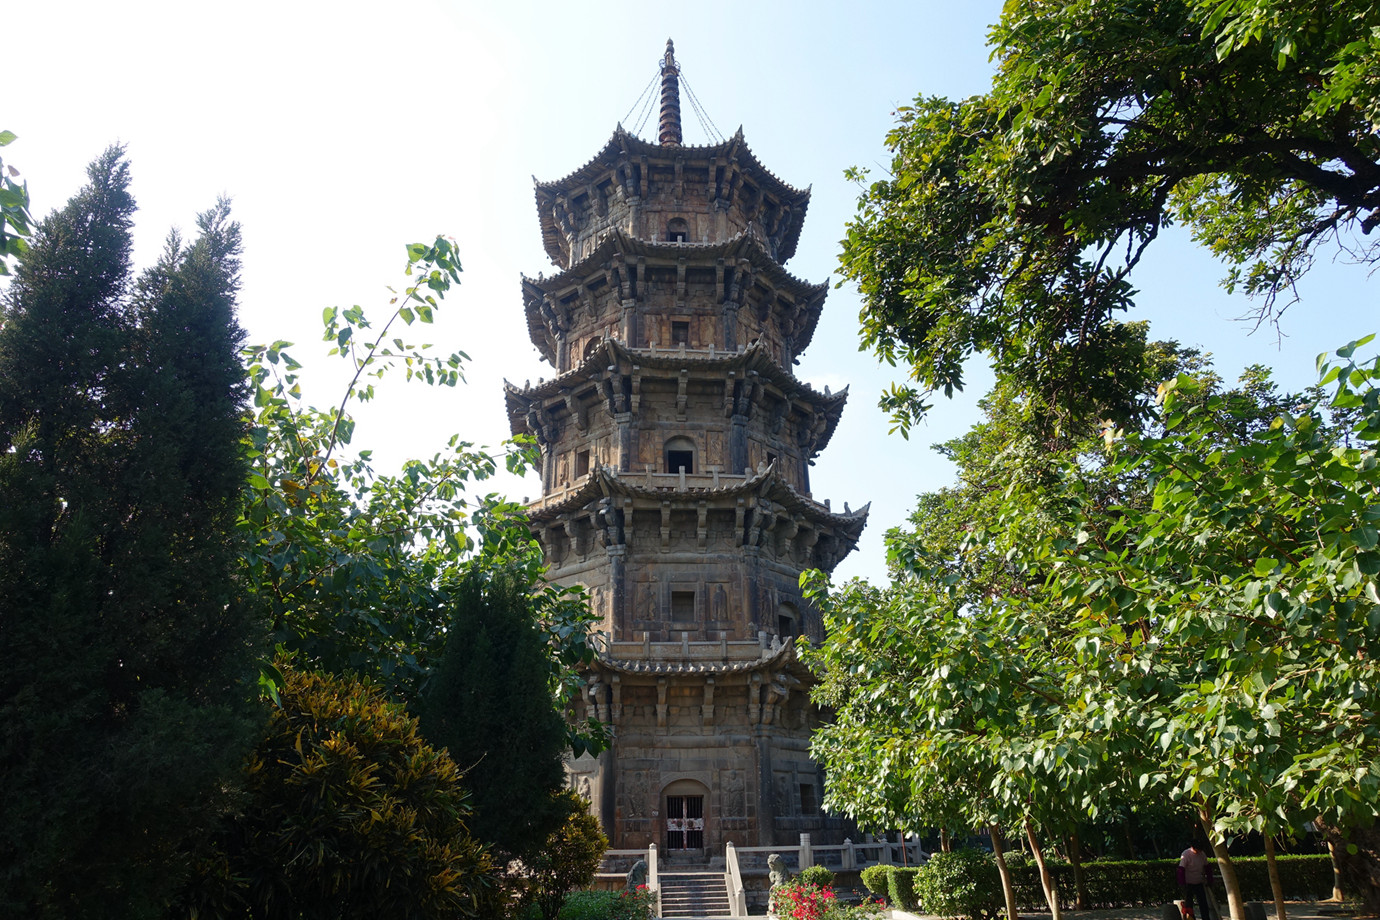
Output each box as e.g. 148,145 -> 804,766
664,436 -> 695,474
575,449 -> 590,478
671,320 -> 690,347
667,217 -> 689,243
800,783 -> 817,815
671,590 -> 696,623
777,601 -> 800,638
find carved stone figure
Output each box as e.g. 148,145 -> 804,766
723,769 -> 745,816
775,774 -> 793,815
768,853 -> 792,887
626,770 -> 648,817
626,859 -> 648,890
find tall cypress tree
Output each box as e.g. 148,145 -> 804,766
419,569 -> 572,864
0,149 -> 261,919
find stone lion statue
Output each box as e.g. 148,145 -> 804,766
767,853 -> 792,887
626,858 -> 648,890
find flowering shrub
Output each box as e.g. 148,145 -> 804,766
771,881 -> 836,920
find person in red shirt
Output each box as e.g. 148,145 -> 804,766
1178,840 -> 1217,920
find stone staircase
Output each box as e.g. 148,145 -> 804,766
657,871 -> 733,919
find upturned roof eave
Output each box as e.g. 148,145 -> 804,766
525,464 -> 870,534
534,125 -> 810,199
521,228 -> 826,299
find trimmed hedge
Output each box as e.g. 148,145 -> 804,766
914,849 -> 1002,920
1001,855 -> 1334,910
888,867 -> 922,911
860,865 -> 890,899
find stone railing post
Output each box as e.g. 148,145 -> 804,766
799,832 -> 813,870
842,838 -> 855,871
648,843 -> 660,918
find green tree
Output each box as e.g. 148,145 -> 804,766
523,792 -> 608,920
239,242 -> 600,720
839,0 -> 1380,430
807,341 -> 1380,918
417,567 -> 574,864
0,149 -> 260,918
178,662 -> 497,920
0,129 -> 32,275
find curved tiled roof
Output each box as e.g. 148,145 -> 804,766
519,229 -> 828,363
502,338 -> 848,453
523,464 -> 871,543
592,636 -> 797,676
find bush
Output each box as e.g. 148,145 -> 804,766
558,887 -> 653,920
914,849 -> 1001,920
799,865 -> 837,889
887,867 -> 922,911
177,663 -> 497,920
824,899 -> 887,920
998,854 -> 1335,911
772,881 -> 837,920
860,865 -> 891,898
523,793 -> 608,920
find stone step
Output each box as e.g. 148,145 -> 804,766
658,872 -> 732,919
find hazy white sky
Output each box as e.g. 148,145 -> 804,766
8,0 -> 1375,583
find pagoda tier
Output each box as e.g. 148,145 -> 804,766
522,229 -> 827,373
504,338 -> 848,497
522,463 -> 867,643
534,126 -> 811,269
571,636 -> 851,851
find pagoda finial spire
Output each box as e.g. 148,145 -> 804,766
658,38 -> 682,147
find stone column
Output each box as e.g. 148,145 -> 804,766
755,727 -> 775,846
729,415 -> 748,474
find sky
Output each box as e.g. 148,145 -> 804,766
7,0 -> 1376,584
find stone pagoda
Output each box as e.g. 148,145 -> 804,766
504,40 -> 868,856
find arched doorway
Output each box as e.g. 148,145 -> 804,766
662,778 -> 708,851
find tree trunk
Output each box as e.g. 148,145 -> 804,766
940,827 -> 951,853
1326,838 -> 1344,901
1316,818 -> 1380,914
1069,827 -> 1089,910
1199,807 -> 1244,920
1264,835 -> 1288,920
1025,817 -> 1063,920
991,823 -> 1020,920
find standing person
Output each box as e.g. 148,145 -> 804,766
1178,839 -> 1217,920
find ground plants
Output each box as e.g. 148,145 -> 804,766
557,886 -> 653,920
